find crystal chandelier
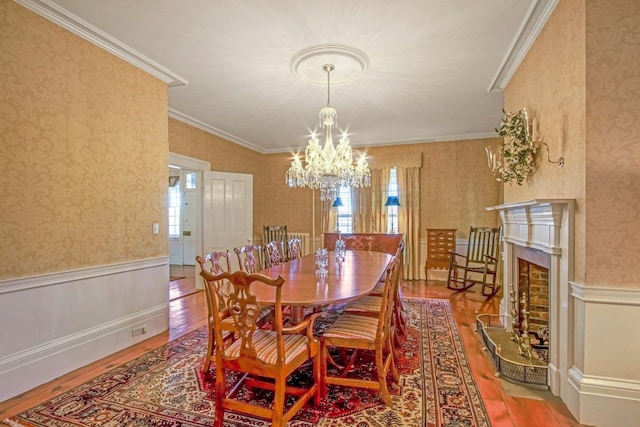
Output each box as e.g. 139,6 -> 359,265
286,64 -> 371,202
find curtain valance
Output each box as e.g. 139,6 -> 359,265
366,152 -> 422,170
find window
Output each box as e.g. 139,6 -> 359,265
185,172 -> 196,189
387,167 -> 399,233
335,186 -> 353,233
168,176 -> 181,237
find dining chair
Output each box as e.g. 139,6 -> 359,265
263,224 -> 288,259
199,269 -> 324,427
348,241 -> 407,341
234,244 -> 264,274
198,251 -> 274,372
264,240 -> 285,268
343,235 -> 375,251
320,257 -> 400,407
287,238 -> 302,260
195,252 -> 233,373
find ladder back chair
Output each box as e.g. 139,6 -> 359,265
263,225 -> 288,259
320,257 -> 401,407
446,226 -> 502,296
199,269 -> 324,427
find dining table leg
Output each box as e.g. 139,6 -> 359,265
290,306 -> 305,324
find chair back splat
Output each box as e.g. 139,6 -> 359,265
446,226 -> 502,296
199,268 -> 324,427
234,244 -> 264,274
263,225 -> 288,260
264,240 -> 285,268
343,235 -> 374,251
287,238 -> 302,260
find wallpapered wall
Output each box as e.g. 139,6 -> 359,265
505,0 -> 640,288
169,117 -> 501,240
504,0 -> 587,283
584,0 -> 640,287
0,2 -> 168,280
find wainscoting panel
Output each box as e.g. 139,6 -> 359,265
567,282 -> 640,427
0,257 -> 169,402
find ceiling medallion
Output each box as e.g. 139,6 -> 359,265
290,44 -> 369,87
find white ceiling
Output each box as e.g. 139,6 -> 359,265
22,0 -> 556,154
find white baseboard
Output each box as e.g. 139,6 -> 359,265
568,367 -> 640,427
0,258 -> 169,402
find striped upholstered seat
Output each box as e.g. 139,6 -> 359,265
344,295 -> 383,313
344,240 -> 407,342
226,329 -> 310,365
321,314 -> 379,341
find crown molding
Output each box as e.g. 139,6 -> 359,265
263,131 -> 499,154
487,0 -> 559,92
168,109 -> 266,154
14,0 -> 188,87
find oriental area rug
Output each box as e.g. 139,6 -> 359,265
2,299 -> 490,427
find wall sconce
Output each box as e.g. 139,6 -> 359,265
528,113 -> 565,168
488,108 -> 565,184
384,196 -> 400,233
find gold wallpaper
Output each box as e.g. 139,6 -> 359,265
504,0 -> 587,283
0,2 -> 168,279
168,119 -> 262,176
584,0 -> 640,286
256,139 -> 502,240
168,119 -> 501,241
506,0 -> 640,288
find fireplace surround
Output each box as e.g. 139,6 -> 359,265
486,199 -> 574,397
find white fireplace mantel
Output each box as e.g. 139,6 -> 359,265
486,199 -> 575,255
486,199 -> 640,427
486,199 -> 575,399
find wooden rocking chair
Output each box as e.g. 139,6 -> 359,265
446,226 -> 502,296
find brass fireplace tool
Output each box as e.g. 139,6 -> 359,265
510,285 -> 534,363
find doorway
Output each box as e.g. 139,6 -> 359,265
168,153 -> 210,289
168,167 -> 197,266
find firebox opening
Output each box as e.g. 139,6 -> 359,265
518,258 -> 549,363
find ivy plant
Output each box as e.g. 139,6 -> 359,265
495,109 -> 537,185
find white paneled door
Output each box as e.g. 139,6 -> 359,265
202,171 -> 253,272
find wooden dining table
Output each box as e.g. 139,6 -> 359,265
255,250 -> 392,323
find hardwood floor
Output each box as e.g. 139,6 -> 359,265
0,270 -> 585,426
